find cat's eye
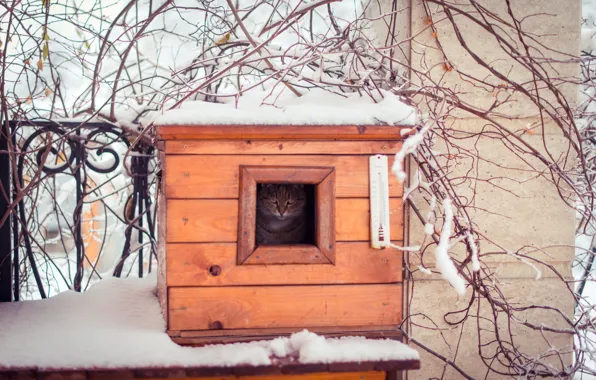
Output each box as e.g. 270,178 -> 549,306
269,199 -> 278,204
287,200 -> 295,205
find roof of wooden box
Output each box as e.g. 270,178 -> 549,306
152,89 -> 417,140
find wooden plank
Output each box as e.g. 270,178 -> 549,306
156,125 -> 406,141
166,140 -> 402,155
164,155 -> 403,199
335,199 -> 403,241
171,328 -> 403,346
144,378 -> 235,380
87,370 -> 136,379
166,199 -> 403,243
37,371 -> 87,380
138,374 -> 385,380
316,171 -> 335,263
168,284 -> 402,330
0,365 -> 421,379
167,199 -> 238,243
237,168 -> 257,264
246,166 -> 334,184
105,362 -> 418,379
240,372 -> 386,380
0,370 -> 36,380
128,377 -> 234,380
243,245 -> 331,265
133,369 -> 188,378
157,151 -> 168,327
177,325 -> 402,338
166,242 -> 402,286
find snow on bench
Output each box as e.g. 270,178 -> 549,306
0,274 -> 419,373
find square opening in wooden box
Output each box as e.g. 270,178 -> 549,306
238,166 -> 335,265
256,183 -> 316,246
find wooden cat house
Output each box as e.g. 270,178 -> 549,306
156,124 -> 406,346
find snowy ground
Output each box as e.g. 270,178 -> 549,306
0,274 -> 418,370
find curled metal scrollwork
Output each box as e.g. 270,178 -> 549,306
22,125 -> 74,175
84,127 -> 130,174
19,122 -> 130,176
8,119 -> 154,300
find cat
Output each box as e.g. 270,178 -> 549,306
256,184 -> 308,245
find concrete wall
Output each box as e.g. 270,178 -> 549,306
369,0 -> 580,378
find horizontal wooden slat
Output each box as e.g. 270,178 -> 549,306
239,371 -> 387,380
168,284 -> 402,330
157,125 -> 406,141
177,325 -> 402,338
26,364 -> 422,379
166,140 -> 402,155
166,198 -> 403,242
244,245 -> 332,265
164,155 -> 402,198
244,165 -> 333,184
167,199 -> 238,242
115,373 -> 386,380
336,199 -> 403,241
166,242 -> 402,286
171,331 -> 401,347
102,373 -> 386,380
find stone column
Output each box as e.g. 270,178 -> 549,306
369,0 -> 580,378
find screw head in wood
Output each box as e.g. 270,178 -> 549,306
183,172 -> 189,177
209,265 -> 222,276
209,321 -> 223,330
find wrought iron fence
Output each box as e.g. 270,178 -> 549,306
0,120 -> 157,301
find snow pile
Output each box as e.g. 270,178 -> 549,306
271,330 -> 419,364
0,274 -> 418,370
467,231 -> 481,272
391,118 -> 433,182
145,89 -> 417,126
424,223 -> 434,235
434,198 -> 467,296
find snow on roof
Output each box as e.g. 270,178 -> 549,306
145,89 -> 417,126
0,274 -> 419,370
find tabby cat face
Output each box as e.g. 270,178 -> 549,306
257,184 -> 306,219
